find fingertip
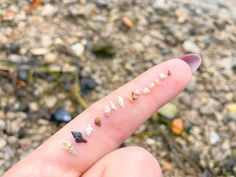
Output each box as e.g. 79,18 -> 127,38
179,53 -> 202,73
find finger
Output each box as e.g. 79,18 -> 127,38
82,146 -> 161,177
4,54 -> 201,177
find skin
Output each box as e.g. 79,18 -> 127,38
3,58 -> 192,177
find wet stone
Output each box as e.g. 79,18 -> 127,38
17,69 -> 28,82
80,78 -> 96,95
231,60 -> 236,72
158,103 -> 177,120
51,109 -> 73,123
92,40 -> 116,58
227,112 -> 236,121
9,43 -> 20,54
210,131 -> 220,145
71,43 -> 85,57
0,139 -> 7,150
0,120 -> 6,131
186,82 -> 196,93
42,4 -> 58,17
94,0 -> 108,8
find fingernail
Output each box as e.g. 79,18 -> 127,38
179,54 -> 201,73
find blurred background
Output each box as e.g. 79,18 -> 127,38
0,0 -> 236,176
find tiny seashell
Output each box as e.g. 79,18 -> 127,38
104,105 -> 111,116
149,82 -> 155,89
143,87 -> 150,94
71,131 -> 87,143
85,124 -> 93,136
131,91 -> 138,100
134,89 -> 141,96
94,117 -> 101,127
168,70 -> 171,76
155,79 -> 160,85
127,95 -> 133,102
110,101 -> 117,110
63,141 -> 77,154
117,96 -> 125,108
159,72 -> 167,80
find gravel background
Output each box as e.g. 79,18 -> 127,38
1,0 -> 236,176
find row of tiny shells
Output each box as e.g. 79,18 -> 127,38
64,70 -> 171,154
103,71 -> 171,117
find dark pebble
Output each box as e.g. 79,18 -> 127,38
10,43 -> 20,54
184,120 -> 193,133
92,40 -> 116,58
80,78 -> 96,95
231,60 -> 236,73
186,83 -> 196,92
71,131 -> 87,143
18,69 -> 29,82
51,109 -> 73,123
223,157 -> 236,173
18,128 -> 26,139
94,0 -> 108,8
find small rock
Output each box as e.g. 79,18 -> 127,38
94,0 -> 108,8
80,78 -> 96,95
92,39 -> 115,58
31,48 -> 49,55
19,138 -> 31,149
184,120 -> 193,132
0,139 -> 6,150
210,131 -> 220,145
17,69 -> 28,82
71,43 -> 85,57
29,102 -> 39,112
163,162 -> 172,170
51,109 -> 73,123
135,125 -> 146,134
158,103 -> 177,120
132,42 -> 144,52
192,98 -> 201,109
171,118 -> 184,135
7,136 -> 17,145
231,60 -> 236,72
183,40 -> 200,53
186,82 -> 196,92
42,4 -> 58,17
146,138 -> 156,145
0,120 -> 6,131
122,16 -> 134,28
227,112 -> 236,121
44,53 -> 57,63
18,128 -> 26,139
41,35 -> 53,47
9,43 -> 20,53
68,4 -> 80,17
223,157 -> 236,173
44,96 -> 57,108
82,3 -> 96,18
226,103 -> 236,113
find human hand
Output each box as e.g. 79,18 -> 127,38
3,54 -> 201,177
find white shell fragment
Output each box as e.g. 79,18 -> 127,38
134,89 -> 141,95
149,82 -> 155,89
155,79 -> 160,84
117,96 -> 125,108
159,72 -> 167,80
104,105 -> 111,116
85,124 -> 94,136
143,87 -> 151,94
63,141 -> 77,155
110,101 -> 117,110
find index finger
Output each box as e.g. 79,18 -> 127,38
4,54 -> 201,177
